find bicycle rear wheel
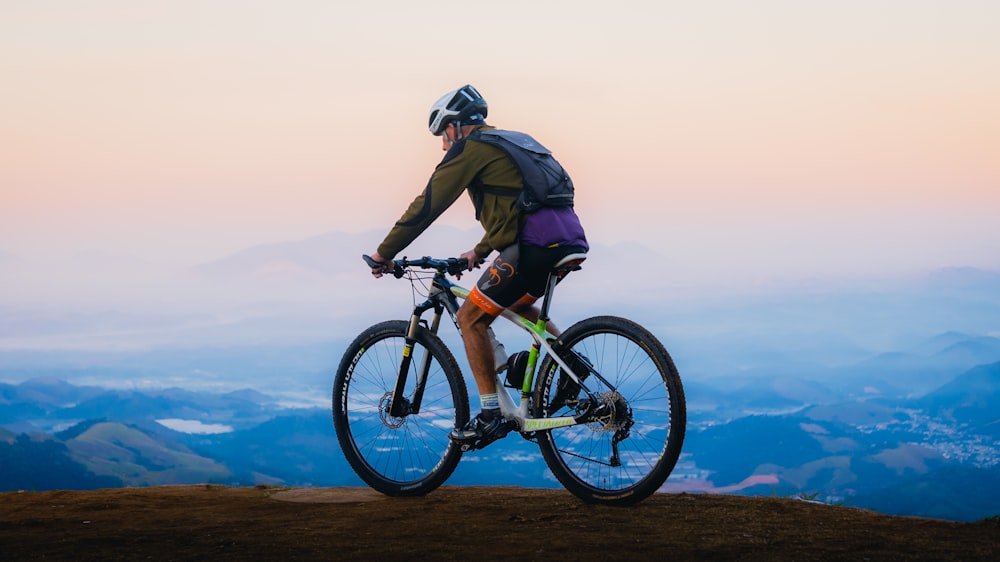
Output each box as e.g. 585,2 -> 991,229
333,320 -> 469,496
533,315 -> 685,506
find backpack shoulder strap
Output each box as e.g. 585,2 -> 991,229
469,128 -> 573,212
472,129 -> 552,156
468,129 -> 523,199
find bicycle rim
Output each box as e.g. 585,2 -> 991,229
535,316 -> 685,505
333,321 -> 469,496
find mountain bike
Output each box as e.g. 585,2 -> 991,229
332,254 -> 685,506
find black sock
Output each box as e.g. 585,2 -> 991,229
480,407 -> 502,421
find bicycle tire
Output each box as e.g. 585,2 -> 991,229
533,315 -> 686,506
332,320 -> 469,496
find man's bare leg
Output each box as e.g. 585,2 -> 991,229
450,299 -> 514,445
507,299 -> 560,336
456,299 -> 498,398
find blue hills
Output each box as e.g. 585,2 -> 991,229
683,359 -> 1000,521
2,352 -> 999,521
913,361 -> 1000,434
2,260 -> 999,521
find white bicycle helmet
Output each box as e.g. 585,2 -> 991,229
428,84 -> 488,136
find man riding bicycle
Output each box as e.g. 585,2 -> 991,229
368,84 -> 589,448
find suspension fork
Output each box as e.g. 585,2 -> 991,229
388,299 -> 445,417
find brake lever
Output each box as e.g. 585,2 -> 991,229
447,257 -> 485,277
362,254 -> 403,277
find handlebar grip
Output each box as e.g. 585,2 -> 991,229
364,254 -> 482,277
362,254 -> 403,277
446,257 -> 473,276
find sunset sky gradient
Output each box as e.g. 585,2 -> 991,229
3,1 -> 998,295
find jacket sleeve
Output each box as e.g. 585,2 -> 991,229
376,143 -> 476,259
473,234 -> 492,259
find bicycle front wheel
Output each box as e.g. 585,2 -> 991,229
332,320 -> 469,496
534,315 -> 686,506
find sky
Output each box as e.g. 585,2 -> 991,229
2,0 -> 999,305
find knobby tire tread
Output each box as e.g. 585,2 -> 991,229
332,320 -> 469,496
533,315 -> 686,506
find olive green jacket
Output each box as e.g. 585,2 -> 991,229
377,125 -> 524,260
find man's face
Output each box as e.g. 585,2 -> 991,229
441,124 -> 456,151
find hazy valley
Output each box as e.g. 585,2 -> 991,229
2,228 -> 999,522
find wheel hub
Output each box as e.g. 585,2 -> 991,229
378,392 -> 406,429
588,391 -> 631,433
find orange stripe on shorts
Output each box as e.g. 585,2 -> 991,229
513,294 -> 538,309
469,286 -> 505,316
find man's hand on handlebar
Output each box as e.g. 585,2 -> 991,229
366,251 -> 394,278
363,252 -> 484,279
459,249 -> 483,272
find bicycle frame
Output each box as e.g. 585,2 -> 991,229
391,264 -> 596,433
341,255 -> 684,504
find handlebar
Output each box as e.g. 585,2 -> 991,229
363,254 -> 480,278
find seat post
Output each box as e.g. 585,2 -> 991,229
537,252 -> 587,328
537,272 -> 560,326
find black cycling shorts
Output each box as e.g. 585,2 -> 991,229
468,244 -> 587,316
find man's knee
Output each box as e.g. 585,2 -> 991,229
458,300 -> 494,331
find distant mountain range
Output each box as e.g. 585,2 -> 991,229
683,360 -> 1000,520
2,354 -> 999,521
918,267 -> 1000,293
914,361 -> 1000,434
0,377 -> 358,491
188,226 -> 668,285
3,232 -> 1000,521
191,231 -> 378,278
3,225 -> 998,358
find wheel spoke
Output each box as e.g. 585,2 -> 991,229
333,322 -> 469,496
535,316 -> 685,505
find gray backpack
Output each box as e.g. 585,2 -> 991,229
470,129 -> 575,212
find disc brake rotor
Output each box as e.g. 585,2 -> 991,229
378,392 -> 406,429
587,391 -> 631,433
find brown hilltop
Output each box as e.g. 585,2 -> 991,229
1,485 -> 997,560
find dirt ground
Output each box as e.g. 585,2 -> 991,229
1,485 -> 998,561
